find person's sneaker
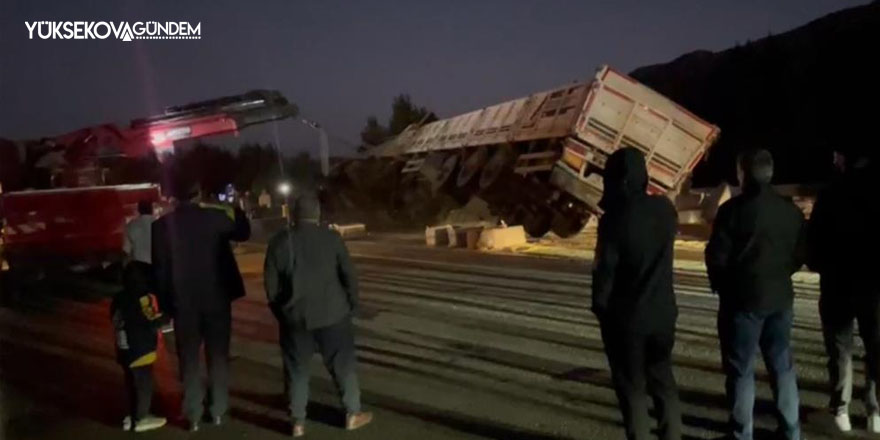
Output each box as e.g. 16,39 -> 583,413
188,420 -> 200,432
345,412 -> 373,431
834,412 -> 852,432
868,412 -> 880,433
122,416 -> 132,431
134,415 -> 167,433
211,415 -> 223,426
292,420 -> 305,437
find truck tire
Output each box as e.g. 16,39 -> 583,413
479,147 -> 515,191
433,154 -> 459,193
456,147 -> 489,189
522,209 -> 552,238
551,212 -> 590,238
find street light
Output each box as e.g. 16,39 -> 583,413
277,182 -> 292,220
277,182 -> 292,196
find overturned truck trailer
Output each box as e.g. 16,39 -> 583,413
334,66 -> 719,237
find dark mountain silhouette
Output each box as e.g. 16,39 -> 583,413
631,0 -> 880,187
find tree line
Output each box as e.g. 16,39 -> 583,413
106,143 -> 320,197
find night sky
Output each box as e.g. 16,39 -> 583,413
0,1 -> 866,157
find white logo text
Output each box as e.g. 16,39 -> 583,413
25,21 -> 202,42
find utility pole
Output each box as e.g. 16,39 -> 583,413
300,119 -> 330,177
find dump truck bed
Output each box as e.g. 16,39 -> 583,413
572,67 -> 718,192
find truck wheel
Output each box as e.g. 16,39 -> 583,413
456,147 -> 489,189
433,154 -> 460,192
479,147 -> 515,191
551,212 -> 590,238
522,209 -> 552,238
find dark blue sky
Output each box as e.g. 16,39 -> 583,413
0,0 -> 866,156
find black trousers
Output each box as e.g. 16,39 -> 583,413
174,308 -> 232,422
279,317 -> 362,421
601,322 -> 682,440
123,364 -> 154,422
819,287 -> 880,415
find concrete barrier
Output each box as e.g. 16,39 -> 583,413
330,223 -> 367,239
425,225 -> 455,247
455,226 -> 484,250
426,224 -> 490,249
477,225 -> 527,250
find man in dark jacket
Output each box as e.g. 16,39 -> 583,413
264,194 -> 372,437
807,149 -> 880,433
706,149 -> 805,440
151,182 -> 250,431
592,147 -> 682,440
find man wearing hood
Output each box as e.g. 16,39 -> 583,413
807,148 -> 880,433
264,193 -> 372,437
592,147 -> 682,440
706,149 -> 805,440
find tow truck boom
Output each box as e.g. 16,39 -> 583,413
58,90 -> 298,178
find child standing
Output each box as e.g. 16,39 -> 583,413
112,261 -> 168,432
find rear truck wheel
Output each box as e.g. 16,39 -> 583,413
551,212 -> 591,238
456,147 -> 489,189
433,154 -> 460,193
479,147 -> 516,192
522,209 -> 553,238
434,154 -> 473,206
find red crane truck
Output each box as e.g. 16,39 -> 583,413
0,91 -> 298,296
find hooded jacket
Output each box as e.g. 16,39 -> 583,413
264,195 -> 358,330
807,160 -> 880,297
111,261 -> 167,367
592,148 -> 679,332
705,171 -> 806,312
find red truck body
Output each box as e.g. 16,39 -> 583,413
0,184 -> 161,265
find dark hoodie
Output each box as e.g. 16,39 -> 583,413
264,195 -> 358,330
111,261 -> 167,367
807,158 -> 879,297
705,161 -> 806,313
592,148 -> 679,333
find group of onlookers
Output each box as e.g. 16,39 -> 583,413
594,146 -> 877,440
112,145 -> 877,440
114,181 -> 370,436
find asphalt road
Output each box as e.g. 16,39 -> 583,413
0,233 -> 871,439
